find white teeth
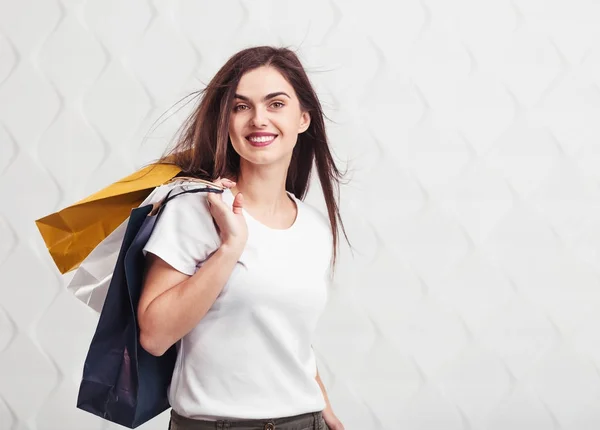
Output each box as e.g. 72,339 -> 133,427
248,136 -> 275,143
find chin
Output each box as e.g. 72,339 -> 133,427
232,139 -> 294,165
240,149 -> 292,167
241,154 -> 278,166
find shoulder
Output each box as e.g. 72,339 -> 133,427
295,197 -> 335,270
161,187 -> 214,215
155,187 -> 219,232
144,187 -> 221,273
296,198 -> 332,238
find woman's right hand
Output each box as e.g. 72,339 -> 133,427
206,177 -> 248,252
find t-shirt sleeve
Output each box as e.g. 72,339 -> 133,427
142,191 -> 221,275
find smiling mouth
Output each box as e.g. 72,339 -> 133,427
246,135 -> 277,147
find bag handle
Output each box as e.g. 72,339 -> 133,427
162,186 -> 223,206
166,176 -> 225,190
149,185 -> 224,217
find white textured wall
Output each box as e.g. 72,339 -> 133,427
2,0 -> 600,429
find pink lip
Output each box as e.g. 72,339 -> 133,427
246,132 -> 277,138
246,135 -> 277,147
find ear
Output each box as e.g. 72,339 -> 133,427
298,111 -> 311,134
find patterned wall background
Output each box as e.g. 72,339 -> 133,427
2,0 -> 600,429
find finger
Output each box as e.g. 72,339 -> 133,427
206,188 -> 234,213
206,190 -> 223,210
206,191 -> 223,207
211,177 -> 236,189
221,178 -> 235,187
206,177 -> 229,203
232,192 -> 244,215
207,177 -> 237,211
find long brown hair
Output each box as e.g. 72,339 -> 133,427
155,46 -> 351,270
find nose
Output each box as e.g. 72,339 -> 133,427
251,106 -> 268,127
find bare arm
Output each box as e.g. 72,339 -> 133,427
315,367 -> 332,410
138,244 -> 242,357
315,354 -> 345,428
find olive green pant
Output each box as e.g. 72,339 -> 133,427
168,409 -> 329,430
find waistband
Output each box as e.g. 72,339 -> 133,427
170,409 -> 323,430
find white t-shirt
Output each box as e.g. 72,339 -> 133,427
142,187 -> 332,420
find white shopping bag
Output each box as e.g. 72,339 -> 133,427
66,179 -> 218,313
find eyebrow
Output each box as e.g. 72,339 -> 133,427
234,91 -> 291,102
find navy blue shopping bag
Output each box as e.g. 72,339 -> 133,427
76,186 -> 222,428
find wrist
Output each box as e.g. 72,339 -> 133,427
219,242 -> 244,257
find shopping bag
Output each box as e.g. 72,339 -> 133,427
66,181 -> 189,313
76,185 -> 223,428
35,163 -> 182,274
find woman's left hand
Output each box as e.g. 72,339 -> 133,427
323,405 -> 345,430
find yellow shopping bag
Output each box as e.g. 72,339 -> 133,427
35,163 -> 183,274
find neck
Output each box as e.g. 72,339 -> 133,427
232,162 -> 292,216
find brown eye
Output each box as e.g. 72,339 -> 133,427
233,105 -> 248,112
271,101 -> 284,109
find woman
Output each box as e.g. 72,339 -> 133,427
139,46 -> 349,430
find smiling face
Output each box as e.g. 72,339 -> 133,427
228,65 -> 311,169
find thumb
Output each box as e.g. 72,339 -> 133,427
232,192 -> 244,215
